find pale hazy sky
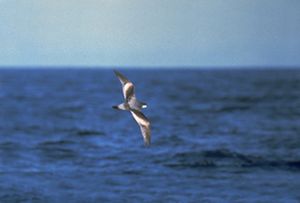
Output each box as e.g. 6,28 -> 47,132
0,0 -> 299,67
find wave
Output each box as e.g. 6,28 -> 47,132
0,142 -> 24,151
37,140 -> 75,146
214,105 -> 251,112
162,149 -> 300,171
76,130 -> 105,136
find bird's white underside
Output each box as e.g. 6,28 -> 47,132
123,82 -> 133,99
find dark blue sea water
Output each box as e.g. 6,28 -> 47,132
0,68 -> 299,202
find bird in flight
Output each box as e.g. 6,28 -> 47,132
112,70 -> 151,146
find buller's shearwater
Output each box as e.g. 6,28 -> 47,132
112,70 -> 151,146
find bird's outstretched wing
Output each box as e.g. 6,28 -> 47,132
113,70 -> 130,85
114,70 -> 135,102
130,110 -> 151,146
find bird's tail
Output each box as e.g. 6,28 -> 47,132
128,99 -> 147,110
139,101 -> 147,109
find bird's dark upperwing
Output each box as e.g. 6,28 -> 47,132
114,70 -> 130,86
130,110 -> 151,146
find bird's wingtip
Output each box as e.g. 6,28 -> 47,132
144,139 -> 151,146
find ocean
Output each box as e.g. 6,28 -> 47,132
0,68 -> 299,202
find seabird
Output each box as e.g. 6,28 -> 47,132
112,70 -> 151,145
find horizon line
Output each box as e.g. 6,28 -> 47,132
0,65 -> 299,70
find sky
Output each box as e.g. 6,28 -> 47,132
0,0 -> 299,67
